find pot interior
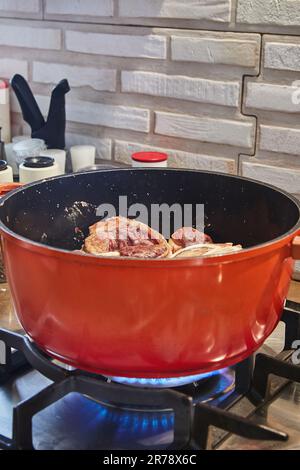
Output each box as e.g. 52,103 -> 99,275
0,169 -> 299,251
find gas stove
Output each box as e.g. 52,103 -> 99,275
0,300 -> 300,451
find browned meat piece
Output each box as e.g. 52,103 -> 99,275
84,217 -> 119,255
169,227 -> 212,253
83,216 -> 170,259
120,244 -> 168,259
83,232 -> 110,255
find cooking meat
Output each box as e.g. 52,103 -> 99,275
83,216 -> 171,258
83,219 -> 241,259
169,227 -> 212,253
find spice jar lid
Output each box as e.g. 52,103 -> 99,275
0,80 -> 8,89
131,152 -> 168,163
0,160 -> 8,171
23,156 -> 54,168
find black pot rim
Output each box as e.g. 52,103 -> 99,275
0,168 -> 299,263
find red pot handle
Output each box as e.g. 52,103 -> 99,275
0,182 -> 22,196
292,236 -> 300,260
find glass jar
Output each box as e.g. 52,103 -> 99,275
13,138 -> 46,167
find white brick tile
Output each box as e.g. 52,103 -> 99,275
115,140 -> 236,173
265,42 -> 300,72
45,0 -> 113,17
66,31 -> 167,59
237,0 -> 300,26
0,24 -> 61,49
245,82 -> 300,113
65,133 -> 112,160
33,62 -> 116,92
0,0 -> 39,13
155,112 -> 254,148
241,161 -> 300,195
260,125 -> 300,156
121,71 -> 240,107
119,0 -> 231,22
35,95 -> 150,133
171,35 -> 259,68
0,58 -> 28,80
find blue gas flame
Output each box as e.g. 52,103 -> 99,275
108,369 -> 226,388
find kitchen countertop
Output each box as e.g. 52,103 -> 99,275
288,280 -> 300,304
0,280 -> 300,332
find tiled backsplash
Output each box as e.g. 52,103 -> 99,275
0,0 -> 299,199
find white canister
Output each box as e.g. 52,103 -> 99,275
40,148 -> 66,174
13,138 -> 46,167
131,152 -> 168,168
70,145 -> 96,172
0,160 -> 13,183
19,157 -> 60,184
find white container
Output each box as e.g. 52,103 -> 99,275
0,161 -> 13,183
19,157 -> 60,184
40,148 -> 66,174
70,145 -> 96,172
0,80 -> 11,143
13,138 -> 46,167
131,151 -> 168,168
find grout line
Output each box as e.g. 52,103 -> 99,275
113,0 -> 119,18
1,15 -> 300,37
111,137 -> 116,161
28,60 -> 33,82
149,109 -> 156,135
238,33 -> 264,174
41,0 -> 45,21
230,0 -> 238,26
166,35 -> 172,61
115,69 -> 122,93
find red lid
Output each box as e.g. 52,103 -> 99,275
0,80 -> 8,89
131,151 -> 168,163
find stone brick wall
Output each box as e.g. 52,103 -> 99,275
0,0 -> 299,198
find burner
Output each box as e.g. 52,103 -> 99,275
107,368 -> 236,407
32,393 -> 176,450
179,368 -> 236,405
107,370 -> 222,388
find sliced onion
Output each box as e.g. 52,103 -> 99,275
171,243 -> 242,259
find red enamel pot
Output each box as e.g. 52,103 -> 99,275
0,169 -> 299,378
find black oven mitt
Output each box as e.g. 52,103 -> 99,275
11,74 -> 70,150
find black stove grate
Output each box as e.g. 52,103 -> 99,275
0,302 -> 299,450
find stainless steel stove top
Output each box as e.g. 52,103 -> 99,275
219,381 -> 300,450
